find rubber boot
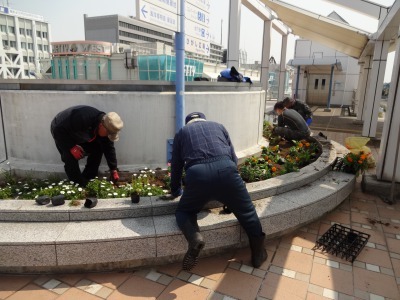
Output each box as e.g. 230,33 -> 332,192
248,232 -> 268,268
180,221 -> 205,271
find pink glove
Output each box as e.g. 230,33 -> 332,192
110,170 -> 119,183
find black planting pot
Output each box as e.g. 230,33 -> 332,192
36,196 -> 50,205
84,197 -> 98,208
131,194 -> 140,204
51,195 -> 65,206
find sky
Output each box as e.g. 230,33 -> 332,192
5,0 -> 396,81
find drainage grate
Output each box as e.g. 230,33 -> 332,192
313,224 -> 370,263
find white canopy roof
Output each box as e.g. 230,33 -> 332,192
262,0 -> 371,58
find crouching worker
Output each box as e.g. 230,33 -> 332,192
51,105 -> 123,187
165,112 -> 267,271
273,101 -> 310,141
283,97 -> 313,126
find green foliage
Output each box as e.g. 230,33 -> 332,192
131,170 -> 167,197
85,178 -> 130,198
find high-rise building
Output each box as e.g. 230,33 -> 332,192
0,6 -> 51,79
84,14 -> 223,64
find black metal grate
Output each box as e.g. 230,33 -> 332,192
313,224 -> 370,263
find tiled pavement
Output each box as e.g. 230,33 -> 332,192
1,132 -> 399,300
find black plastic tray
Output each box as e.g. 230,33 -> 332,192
313,223 -> 370,263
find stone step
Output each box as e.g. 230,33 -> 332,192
0,170 -> 355,273
0,137 -> 336,222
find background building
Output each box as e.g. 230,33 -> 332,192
84,14 -> 224,64
289,12 -> 360,108
0,6 -> 51,79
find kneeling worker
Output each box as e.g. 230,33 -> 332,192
283,97 -> 313,125
273,101 -> 310,141
51,105 -> 123,187
167,112 -> 267,271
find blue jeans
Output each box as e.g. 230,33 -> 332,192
175,158 -> 263,237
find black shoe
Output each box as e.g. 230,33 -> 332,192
318,132 -> 327,139
182,233 -> 205,271
249,233 -> 268,268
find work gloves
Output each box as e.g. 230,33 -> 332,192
70,145 -> 85,160
110,169 -> 119,183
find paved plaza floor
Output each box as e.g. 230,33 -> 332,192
1,128 -> 399,300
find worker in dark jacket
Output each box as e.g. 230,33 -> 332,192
274,101 -> 310,141
283,97 -> 313,125
50,105 -> 123,187
165,112 -> 267,271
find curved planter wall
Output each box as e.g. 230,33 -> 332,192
0,81 -> 265,174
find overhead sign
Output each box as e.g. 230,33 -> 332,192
186,0 -> 210,12
137,0 -> 178,32
185,2 -> 210,26
186,19 -> 209,42
0,6 -> 44,22
186,36 -> 210,56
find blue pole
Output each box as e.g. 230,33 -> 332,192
295,65 -> 300,99
175,0 -> 185,132
327,64 -> 334,110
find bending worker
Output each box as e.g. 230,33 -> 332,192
283,97 -> 313,125
51,105 -> 123,187
273,101 -> 311,141
167,112 -> 267,271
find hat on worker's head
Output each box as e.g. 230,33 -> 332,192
102,112 -> 123,142
185,112 -> 206,125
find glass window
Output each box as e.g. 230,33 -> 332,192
24,70 -> 29,76
8,26 -> 15,34
43,45 -> 48,52
42,32 -> 48,38
321,79 -> 326,90
0,25 -> 6,33
29,57 -> 34,62
36,30 -> 41,37
10,41 -> 16,48
38,44 -> 42,50
19,28 -> 25,35
314,79 -> 319,90
21,42 -> 26,49
2,40 -> 8,47
23,56 -> 28,62
28,43 -> 33,50
26,29 -> 32,36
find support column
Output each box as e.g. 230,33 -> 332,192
355,55 -> 372,122
260,20 -> 272,100
278,34 -> 288,100
325,64 -> 335,112
362,40 -> 389,137
377,36 -> 400,181
227,0 -> 241,68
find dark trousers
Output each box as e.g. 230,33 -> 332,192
175,158 -> 263,238
274,127 -> 310,141
53,140 -> 103,186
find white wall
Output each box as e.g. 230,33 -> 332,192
0,89 -> 265,173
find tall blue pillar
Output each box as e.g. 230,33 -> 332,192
295,65 -> 300,99
175,0 -> 185,132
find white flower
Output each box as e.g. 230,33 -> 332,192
71,191 -> 75,194
144,167 -> 148,170
143,175 -> 147,178
103,177 -> 107,180
16,189 -> 20,192
60,191 -> 65,194
152,184 -> 155,187
106,188 -> 110,191
113,192 -> 117,196
6,183 -> 10,186
163,190 -> 168,193
108,193 -> 112,196
78,188 -> 83,192
24,186 -> 29,189
32,188 -> 37,191
52,183 -> 56,186
133,174 -> 137,177
49,186 -> 53,189
70,181 -> 74,184
58,182 -> 63,186
18,181 -> 21,184
122,194 -> 126,197
141,170 -> 145,173
148,192 -> 152,196
152,171 -> 155,174
18,192 -> 22,195
34,195 -> 38,199
147,187 -> 151,190
67,191 -> 71,194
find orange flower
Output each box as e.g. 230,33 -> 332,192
268,160 -> 272,164
347,156 -> 353,163
271,167 -> 277,172
298,143 -> 303,148
295,157 -> 299,162
305,142 -> 310,147
360,154 -> 367,160
358,160 -> 363,164
264,156 -> 269,160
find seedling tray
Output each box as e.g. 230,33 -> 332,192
313,223 -> 370,263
